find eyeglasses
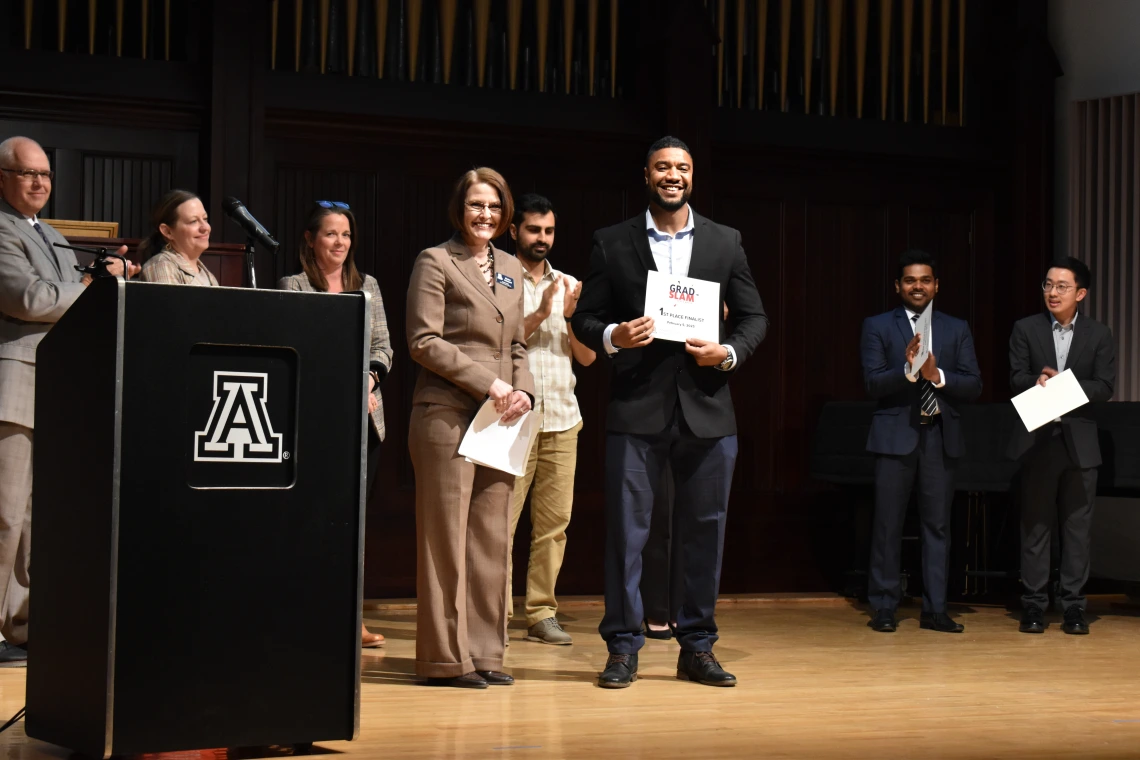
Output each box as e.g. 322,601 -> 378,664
1041,281 -> 1075,295
316,200 -> 350,209
0,168 -> 54,182
465,201 -> 503,216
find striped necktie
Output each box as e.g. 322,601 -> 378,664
32,221 -> 53,251
912,314 -> 939,415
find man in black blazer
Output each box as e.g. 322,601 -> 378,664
573,136 -> 768,689
1008,257 -> 1115,635
860,250 -> 982,634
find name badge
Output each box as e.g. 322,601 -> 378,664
495,272 -> 515,289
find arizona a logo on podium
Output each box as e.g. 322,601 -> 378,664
195,371 -> 283,462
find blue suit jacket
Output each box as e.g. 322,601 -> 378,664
860,307 -> 983,457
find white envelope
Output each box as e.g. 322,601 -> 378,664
1010,369 -> 1090,432
907,303 -> 933,377
457,399 -> 542,477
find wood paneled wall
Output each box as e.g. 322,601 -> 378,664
0,0 -> 1057,598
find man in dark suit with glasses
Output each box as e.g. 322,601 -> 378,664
1008,257 -> 1115,635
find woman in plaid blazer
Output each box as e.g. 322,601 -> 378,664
278,202 -> 394,648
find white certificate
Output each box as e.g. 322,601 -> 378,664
907,303 -> 933,378
1010,369 -> 1090,432
457,399 -> 542,477
642,270 -> 720,344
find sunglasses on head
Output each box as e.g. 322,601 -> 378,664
316,200 -> 350,210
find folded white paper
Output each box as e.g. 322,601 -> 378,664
1010,369 -> 1090,432
457,399 -> 542,477
642,270 -> 720,343
907,303 -> 933,377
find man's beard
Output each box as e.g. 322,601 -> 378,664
517,243 -> 549,262
648,183 -> 691,212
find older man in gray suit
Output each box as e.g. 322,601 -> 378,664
0,136 -> 134,664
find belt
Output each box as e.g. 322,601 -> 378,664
919,414 -> 942,426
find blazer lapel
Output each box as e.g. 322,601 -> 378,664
685,211 -> 714,282
0,201 -> 62,278
490,243 -> 516,315
1065,313 -> 1091,370
1033,313 -> 1059,368
894,307 -> 914,348
629,215 -> 657,273
447,236 -> 500,312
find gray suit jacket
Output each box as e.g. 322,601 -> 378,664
277,271 -> 393,441
0,199 -> 85,428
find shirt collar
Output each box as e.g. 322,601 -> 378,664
523,258 -> 556,284
645,206 -> 695,241
904,306 -> 932,321
25,215 -> 38,225
1051,312 -> 1078,331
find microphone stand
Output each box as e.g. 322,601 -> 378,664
54,242 -> 128,280
245,237 -> 258,289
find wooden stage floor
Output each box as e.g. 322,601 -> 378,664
2,597 -> 1140,759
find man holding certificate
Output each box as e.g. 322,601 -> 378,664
572,136 -> 768,689
1008,257 -> 1115,635
860,250 -> 981,634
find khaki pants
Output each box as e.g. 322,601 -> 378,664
0,423 -> 31,645
508,420 -> 581,626
409,404 -> 512,678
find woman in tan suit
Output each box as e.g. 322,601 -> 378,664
406,168 -> 534,689
278,202 -> 393,649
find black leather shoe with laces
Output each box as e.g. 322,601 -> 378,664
1062,605 -> 1089,635
1019,604 -> 1045,634
598,653 -> 638,688
677,651 -> 737,687
870,608 -> 897,632
919,612 -> 964,633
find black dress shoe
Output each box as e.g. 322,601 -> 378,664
598,653 -> 638,688
920,612 -> 964,633
1019,604 -> 1045,634
1062,605 -> 1090,635
0,641 -> 26,667
643,619 -> 673,640
870,609 -> 897,632
477,670 -> 515,685
425,672 -> 488,689
677,651 -> 737,687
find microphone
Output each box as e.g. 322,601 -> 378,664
222,197 -> 279,251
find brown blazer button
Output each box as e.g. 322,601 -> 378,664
493,352 -> 501,360
496,314 -> 504,323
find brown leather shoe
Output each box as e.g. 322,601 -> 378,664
426,672 -> 489,689
362,624 -> 385,648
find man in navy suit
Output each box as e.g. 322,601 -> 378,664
860,250 -> 982,633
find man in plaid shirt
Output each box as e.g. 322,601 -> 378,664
507,194 -> 596,645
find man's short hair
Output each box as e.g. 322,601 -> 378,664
1047,256 -> 1092,291
645,136 -> 692,167
897,249 -> 938,280
0,136 -> 42,169
513,193 -> 556,226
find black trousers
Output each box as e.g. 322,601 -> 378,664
868,419 -> 956,614
1018,424 -> 1097,611
600,415 -> 737,654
